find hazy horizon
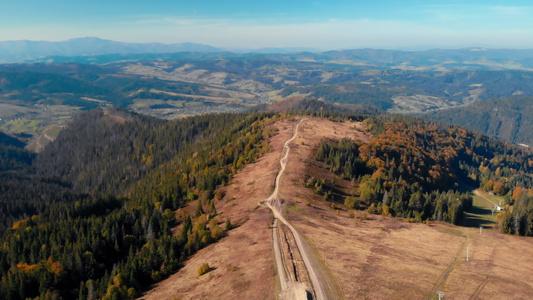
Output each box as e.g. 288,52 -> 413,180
5,36 -> 532,53
1,1 -> 533,50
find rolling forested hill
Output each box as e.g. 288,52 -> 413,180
2,44 -> 533,155
24,46 -> 533,71
422,97 -> 533,146
0,49 -> 533,155
315,115 -> 533,231
0,108 -> 279,299
3,58 -> 533,152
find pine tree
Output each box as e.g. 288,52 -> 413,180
225,219 -> 233,231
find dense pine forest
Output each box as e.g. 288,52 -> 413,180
1,108 -> 533,299
0,108 -> 278,299
0,132 -> 34,171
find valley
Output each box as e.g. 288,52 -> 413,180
3,50 -> 533,150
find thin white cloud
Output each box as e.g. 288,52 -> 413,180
114,17 -> 533,49
491,5 -> 533,16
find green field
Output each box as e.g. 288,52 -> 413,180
461,189 -> 503,229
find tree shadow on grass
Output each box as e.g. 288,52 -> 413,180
456,183 -> 497,228
461,213 -> 494,228
461,204 -> 496,228
469,205 -> 492,216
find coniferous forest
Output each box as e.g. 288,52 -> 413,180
1,109 -> 533,299
0,108 -> 278,299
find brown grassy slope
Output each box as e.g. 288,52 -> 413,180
141,117 -> 533,299
279,118 -> 533,300
139,120 -> 296,300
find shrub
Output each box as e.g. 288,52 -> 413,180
226,264 -> 237,272
382,205 -> 390,216
198,263 -> 211,276
151,270 -> 162,281
344,196 -> 357,209
367,203 -> 378,214
225,219 -> 233,231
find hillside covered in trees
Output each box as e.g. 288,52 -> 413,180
0,108 -> 279,299
422,97 -> 533,146
1,108 -> 533,299
0,131 -> 33,171
315,115 -> 533,233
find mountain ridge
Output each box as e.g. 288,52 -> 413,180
0,37 -> 222,63
3,37 -> 533,72
28,47 -> 533,71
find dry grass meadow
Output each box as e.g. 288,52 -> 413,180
280,118 -> 533,300
141,117 -> 533,299
139,120 -> 296,300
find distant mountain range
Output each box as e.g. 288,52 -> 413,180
2,37 -> 533,71
0,37 -> 222,63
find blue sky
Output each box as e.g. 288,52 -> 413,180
1,0 -> 532,50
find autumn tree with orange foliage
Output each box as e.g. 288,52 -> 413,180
317,115 -> 533,228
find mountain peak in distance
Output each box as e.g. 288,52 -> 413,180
0,37 -> 223,63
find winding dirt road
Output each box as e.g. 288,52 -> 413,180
265,118 -> 329,300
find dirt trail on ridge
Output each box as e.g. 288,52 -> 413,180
265,118 -> 329,300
